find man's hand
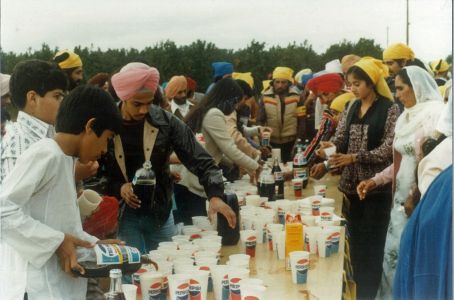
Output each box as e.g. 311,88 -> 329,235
329,153 -> 355,168
310,163 -> 327,180
258,126 -> 273,136
356,179 -> 377,200
259,146 -> 271,159
120,183 -> 141,209
208,197 -> 236,229
171,171 -> 182,183
75,161 -> 99,181
56,234 -> 93,276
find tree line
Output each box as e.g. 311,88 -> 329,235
0,38 -> 448,92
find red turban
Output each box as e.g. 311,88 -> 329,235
82,196 -> 119,239
186,76 -> 197,92
111,62 -> 160,101
306,73 -> 344,94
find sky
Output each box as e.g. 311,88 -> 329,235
1,0 -> 452,63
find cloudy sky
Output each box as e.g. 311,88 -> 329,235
1,0 -> 452,62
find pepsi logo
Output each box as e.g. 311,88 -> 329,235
199,266 -> 210,271
190,234 -> 202,240
178,283 -> 189,290
247,236 -> 256,242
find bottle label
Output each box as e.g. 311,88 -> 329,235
274,171 -> 284,181
94,244 -> 141,265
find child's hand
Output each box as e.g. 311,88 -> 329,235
56,234 -> 93,276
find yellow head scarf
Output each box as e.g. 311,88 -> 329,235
53,49 -> 83,69
330,92 -> 355,113
232,72 -> 254,89
383,43 -> 415,61
429,59 -> 450,74
272,67 -> 294,82
261,80 -> 271,93
353,57 -> 393,101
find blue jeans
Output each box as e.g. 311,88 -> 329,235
118,210 -> 177,254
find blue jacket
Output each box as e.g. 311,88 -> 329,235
394,165 -> 452,300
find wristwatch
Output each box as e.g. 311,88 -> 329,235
323,160 -> 330,171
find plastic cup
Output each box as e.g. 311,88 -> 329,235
121,284 -> 137,300
187,269 -> 209,300
301,215 -> 317,226
245,195 -> 261,207
326,226 -> 342,255
228,268 -> 250,300
292,178 -> 303,198
289,251 -> 310,284
240,230 -> 257,257
211,265 -> 231,300
320,206 -> 334,222
324,146 -> 336,158
317,228 -> 333,258
240,284 -> 267,300
313,184 -> 327,197
132,265 -> 155,294
303,226 -> 320,254
140,271 -> 163,300
261,132 -> 270,146
168,274 -> 191,300
310,196 -> 322,216
275,230 -> 286,260
195,259 -> 217,293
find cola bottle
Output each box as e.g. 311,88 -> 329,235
258,164 -> 275,201
271,158 -> 284,200
105,269 -> 126,300
132,161 -> 156,212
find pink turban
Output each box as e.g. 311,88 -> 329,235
165,75 -> 187,99
111,62 -> 160,101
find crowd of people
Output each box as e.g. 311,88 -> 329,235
0,42 -> 452,300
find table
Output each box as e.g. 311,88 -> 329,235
217,176 -> 345,300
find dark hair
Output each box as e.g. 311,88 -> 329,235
152,87 -> 168,108
346,66 -> 374,87
185,78 -> 243,132
9,59 -> 68,109
422,134 -> 447,157
396,68 -> 412,87
87,73 -> 109,88
55,85 -> 122,136
406,58 -> 428,71
235,79 -> 253,98
1,109 -> 10,123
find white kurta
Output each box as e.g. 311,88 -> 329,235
0,138 -> 98,300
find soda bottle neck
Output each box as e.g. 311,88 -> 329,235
108,269 -> 123,294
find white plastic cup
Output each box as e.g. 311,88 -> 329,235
267,223 -> 284,251
187,269 -> 209,300
240,284 -> 267,300
289,251 -> 310,284
227,259 -> 249,270
195,259 -> 217,293
121,284 -> 137,300
140,271 -> 163,300
168,274 -> 191,300
211,265 -> 231,300
245,195 -> 261,207
240,229 -> 257,258
326,226 -> 342,255
275,230 -> 286,260
228,268 -> 250,300
317,228 -> 333,258
320,206 -> 334,222
132,265 -> 155,294
310,196 -> 322,216
304,226 -> 320,254
253,219 -> 266,244
324,146 -> 336,158
313,185 -> 327,197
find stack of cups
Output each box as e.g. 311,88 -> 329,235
240,229 -> 257,257
289,251 -> 310,285
140,271 -> 164,300
228,268 -> 250,300
192,216 -> 216,231
303,225 -> 320,254
182,225 -> 203,240
239,278 -> 267,300
132,264 -> 155,294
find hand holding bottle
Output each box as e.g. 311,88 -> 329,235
120,182 -> 141,209
56,234 -> 94,276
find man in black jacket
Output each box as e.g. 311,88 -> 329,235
98,62 -> 235,254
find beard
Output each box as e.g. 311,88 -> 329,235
173,96 -> 187,105
68,79 -> 82,91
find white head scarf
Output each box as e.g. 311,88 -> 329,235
436,92 -> 452,137
395,66 -> 444,138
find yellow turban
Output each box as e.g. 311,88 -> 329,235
262,80 -> 271,93
53,49 -> 83,69
232,72 -> 254,89
354,57 -> 393,101
383,43 -> 415,61
341,54 -> 361,74
272,67 -> 294,82
430,59 -> 450,74
165,75 -> 187,99
330,92 -> 356,113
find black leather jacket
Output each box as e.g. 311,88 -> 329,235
99,105 -> 224,226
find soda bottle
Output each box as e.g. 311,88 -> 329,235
293,147 -> 308,189
292,138 -> 303,159
132,161 -> 156,212
271,158 -> 284,200
217,193 -> 240,246
105,269 -> 126,300
258,164 -> 275,202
